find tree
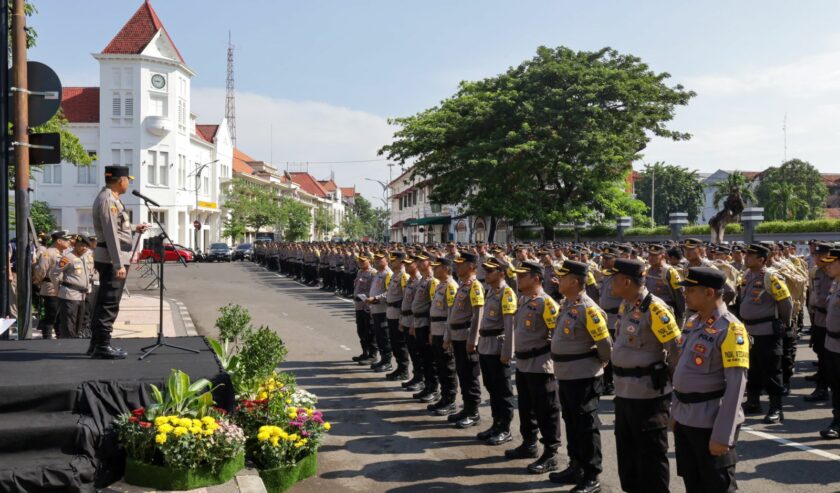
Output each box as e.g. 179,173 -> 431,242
713,171 -> 755,209
339,213 -> 365,240
28,200 -> 55,233
380,46 -> 694,237
223,178 -> 282,234
634,162 -> 705,225
222,217 -> 246,243
280,199 -> 312,241
755,159 -> 827,221
313,207 -> 335,239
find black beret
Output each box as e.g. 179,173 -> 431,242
431,257 -> 453,268
611,258 -> 647,279
746,243 -> 770,258
455,251 -> 478,264
104,165 -> 133,179
647,244 -> 666,254
815,242 -> 833,254
824,248 -> 840,263
679,267 -> 727,290
482,257 -> 504,272
554,260 -> 589,277
513,260 -> 544,277
683,238 -> 703,249
389,251 -> 407,261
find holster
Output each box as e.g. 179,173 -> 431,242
649,361 -> 669,394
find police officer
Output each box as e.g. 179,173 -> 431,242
428,257 -> 459,416
646,244 -> 686,325
475,257 -> 517,446
806,242 -> 834,402
52,235 -> 93,339
352,254 -> 378,365
549,260 -> 612,492
34,231 -> 72,339
366,252 -> 393,372
400,255 -> 425,391
597,246 -> 623,395
818,247 -> 840,439
609,258 -> 680,493
739,243 -> 793,423
90,166 -> 149,358
673,267 -> 749,493
385,252 -> 412,381
504,260 -> 561,475
411,252 -> 440,403
445,251 -> 485,428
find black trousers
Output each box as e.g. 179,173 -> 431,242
415,326 -> 438,391
479,354 -> 514,429
558,377 -> 603,477
674,422 -> 738,493
825,348 -> 840,423
388,318 -> 410,370
452,340 -> 481,412
782,328 -> 797,385
515,370 -> 561,451
355,309 -> 377,356
811,325 -> 828,388
602,329 -> 616,389
614,394 -> 671,493
91,262 -> 127,347
404,325 -> 424,379
432,335 -> 457,400
39,295 -> 60,338
747,334 -> 783,396
57,298 -> 85,339
372,313 -> 391,363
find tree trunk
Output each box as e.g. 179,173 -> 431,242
543,224 -> 555,242
487,216 -> 497,243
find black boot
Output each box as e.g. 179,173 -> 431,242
743,390 -> 762,414
764,395 -> 784,424
820,421 -> 840,439
486,426 -> 513,446
526,450 -> 558,474
477,421 -> 499,441
432,399 -> 457,416
417,389 -> 440,403
386,367 -> 409,381
455,411 -> 481,429
571,477 -> 602,493
447,408 -> 469,423
404,378 -> 425,392
549,465 -> 584,485
358,353 -> 377,366
402,374 -> 423,388
91,345 -> 127,360
804,387 -> 829,402
504,442 -> 539,459
352,351 -> 368,362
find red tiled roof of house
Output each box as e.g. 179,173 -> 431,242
60,87 -> 100,123
290,172 -> 328,197
195,124 -> 219,144
824,208 -> 840,219
318,179 -> 338,192
232,148 -> 255,175
820,174 -> 840,186
102,0 -> 186,64
340,187 -> 356,198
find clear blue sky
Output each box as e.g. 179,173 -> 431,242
28,0 -> 840,200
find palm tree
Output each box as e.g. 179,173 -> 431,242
766,182 -> 809,220
713,171 -> 756,208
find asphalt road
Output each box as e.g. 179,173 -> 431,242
161,261 -> 840,493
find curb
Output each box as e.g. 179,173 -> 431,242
171,299 -> 198,336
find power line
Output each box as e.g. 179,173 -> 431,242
281,159 -> 389,165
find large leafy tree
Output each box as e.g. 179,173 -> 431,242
280,198 -> 312,241
755,159 -> 827,220
634,162 -> 705,225
380,46 -> 694,238
313,207 -> 335,238
713,170 -> 755,208
223,178 -> 283,234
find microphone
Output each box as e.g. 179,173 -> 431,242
132,189 -> 161,207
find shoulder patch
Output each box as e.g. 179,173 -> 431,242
769,274 -> 791,301
668,267 -> 682,290
585,271 -> 597,286
446,282 -> 457,308
385,271 -> 393,289
585,305 -> 609,341
429,278 -> 440,299
501,287 -> 517,315
721,321 -> 750,369
543,297 -> 558,329
470,279 -> 485,307
650,302 -> 680,343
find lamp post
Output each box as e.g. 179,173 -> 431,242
188,160 -> 219,251
365,176 -> 391,242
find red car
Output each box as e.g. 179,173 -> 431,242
138,244 -> 194,263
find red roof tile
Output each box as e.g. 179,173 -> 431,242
820,174 -> 840,186
290,172 -> 329,198
318,179 -> 338,192
102,0 -> 185,64
195,124 -> 219,144
232,148 -> 255,175
340,187 -> 356,198
61,87 -> 100,123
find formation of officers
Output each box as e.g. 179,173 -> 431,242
263,238 -> 839,493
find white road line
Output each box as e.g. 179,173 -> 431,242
281,312 -> 288,316
305,326 -> 313,331
742,426 -> 840,461
339,345 -> 352,351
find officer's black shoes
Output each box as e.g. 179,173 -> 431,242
385,368 -> 409,381
352,353 -> 366,362
763,407 -> 784,424
405,380 -> 425,392
373,363 -> 394,373
549,466 -> 584,485
504,443 -> 539,460
804,372 -> 818,382
455,413 -> 481,429
477,424 -> 498,441
570,478 -> 601,493
447,409 -> 469,423
91,345 -> 127,360
401,375 -> 421,388
358,355 -> 377,366
417,390 -> 440,402
85,341 -> 96,356
526,451 -> 558,474
486,430 -> 513,446
804,388 -> 829,402
433,401 -> 457,416
819,423 -> 840,439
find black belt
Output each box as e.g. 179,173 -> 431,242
674,389 -> 725,404
414,311 -> 430,318
605,307 -> 620,315
60,282 -> 87,292
742,316 -> 776,326
614,365 -> 652,377
551,350 -> 597,362
827,331 -> 840,339
449,322 -> 470,331
515,345 -> 550,360
401,310 -> 413,316
388,301 -> 402,308
480,328 -> 504,337
430,316 -> 447,322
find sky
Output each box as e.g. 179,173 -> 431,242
27,0 -> 840,201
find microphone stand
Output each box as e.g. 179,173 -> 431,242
136,196 -> 197,360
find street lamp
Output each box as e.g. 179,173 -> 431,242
188,160 -> 219,250
365,177 -> 391,242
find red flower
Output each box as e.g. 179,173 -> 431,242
138,421 -> 152,428
128,416 -> 139,423
131,407 -> 145,417
212,406 -> 228,415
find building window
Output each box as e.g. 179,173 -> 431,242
112,93 -> 121,117
148,210 -> 166,228
150,95 -> 167,117
203,175 -> 209,194
178,99 -> 186,134
159,151 -> 169,187
178,154 -> 186,189
123,148 -> 133,177
147,151 -> 157,185
112,91 -> 133,121
124,94 -> 134,117
77,209 -> 94,235
41,164 -> 62,184
430,203 -> 442,213
50,208 -> 62,228
76,152 -> 97,185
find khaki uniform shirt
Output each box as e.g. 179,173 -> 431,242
92,187 -> 133,267
34,247 -> 61,296
739,268 -> 793,336
513,288 -> 557,374
52,251 -> 91,301
477,282 -> 516,359
824,281 -> 840,354
551,292 -> 612,380
411,274 -> 434,329
354,268 -> 374,311
368,267 -> 392,315
445,275 -> 484,345
430,277 -> 456,337
400,272 -> 422,327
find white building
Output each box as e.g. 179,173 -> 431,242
32,0 -> 232,251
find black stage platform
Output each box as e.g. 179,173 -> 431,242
0,337 -> 233,493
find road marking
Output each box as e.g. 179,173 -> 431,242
339,345 -> 352,351
742,426 -> 840,461
305,326 -> 313,331
282,312 -> 288,316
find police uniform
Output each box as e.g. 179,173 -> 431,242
411,254 -> 440,402
400,263 -> 424,388
476,258 -> 517,445
385,253 -> 412,380
646,244 -> 686,325
673,267 -> 748,493
610,259 -> 680,493
352,258 -> 377,364
819,248 -> 840,439
739,244 -> 793,423
33,232 -> 68,339
598,248 -> 623,394
368,256 -> 393,371
807,242 -> 833,400
550,261 -> 612,490
428,258 -> 459,415
52,239 -> 92,339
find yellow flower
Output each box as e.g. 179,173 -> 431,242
289,407 -> 297,414
192,419 -> 202,428
155,433 -> 167,445
270,436 -> 280,446
258,425 -> 270,433
294,441 -> 304,448
203,429 -> 214,436
285,398 -> 292,404
279,430 -> 289,439
173,426 -> 188,437
324,422 -> 331,431
154,417 -> 169,427
257,432 -> 270,441
299,438 -> 308,445
270,427 -> 281,436
190,426 -> 202,435
158,424 -> 174,434
206,423 -> 219,432
306,408 -> 314,417
201,416 -> 215,425
257,391 -> 268,400
179,418 -> 192,428
288,433 -> 299,441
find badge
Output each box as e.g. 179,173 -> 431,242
705,328 -> 718,335
705,317 -> 716,326
628,335 -> 635,344
110,205 -> 118,215
571,308 -> 579,316
549,306 -> 557,315
525,320 -> 532,327
626,325 -> 637,334
751,297 -> 761,303
530,301 -> 538,308
736,335 -> 745,345
693,343 -> 706,354
660,314 -> 671,324
686,320 -> 695,329
436,301 -> 443,308
489,310 -> 496,316
694,355 -> 704,366
632,310 -> 642,319
592,315 -> 601,324
563,327 -> 570,334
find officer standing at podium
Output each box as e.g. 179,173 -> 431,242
89,165 -> 149,359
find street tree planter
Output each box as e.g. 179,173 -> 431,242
124,453 -> 245,491
258,453 -> 318,493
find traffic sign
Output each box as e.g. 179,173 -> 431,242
193,220 -> 201,230
7,61 -> 62,126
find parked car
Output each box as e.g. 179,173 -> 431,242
174,244 -> 199,263
232,243 -> 253,261
138,244 -> 194,263
206,242 -> 232,262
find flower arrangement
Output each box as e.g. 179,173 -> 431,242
250,407 -> 331,469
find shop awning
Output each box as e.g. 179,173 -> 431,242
415,216 -> 452,226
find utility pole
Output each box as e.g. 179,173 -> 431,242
1,0 -> 10,320
12,0 -> 31,337
650,165 -> 655,226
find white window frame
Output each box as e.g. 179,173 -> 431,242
159,151 -> 169,187
147,150 -> 157,185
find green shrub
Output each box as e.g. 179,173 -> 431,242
756,219 -> 840,233
216,304 -> 252,350
582,225 -> 617,238
625,226 -> 670,237
555,228 -> 576,238
681,223 -> 743,235
235,326 -> 288,397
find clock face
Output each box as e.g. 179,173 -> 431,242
151,74 -> 166,89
